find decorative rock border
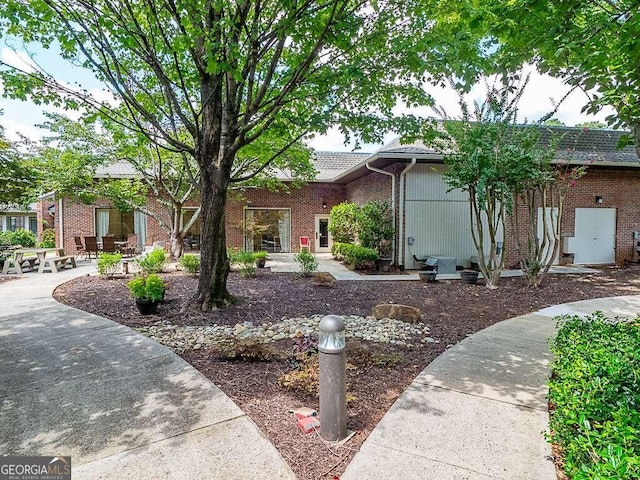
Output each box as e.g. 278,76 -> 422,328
134,314 -> 436,354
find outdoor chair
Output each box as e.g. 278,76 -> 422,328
299,236 -> 310,252
84,236 -> 99,260
101,236 -> 117,253
122,233 -> 138,256
74,235 -> 86,260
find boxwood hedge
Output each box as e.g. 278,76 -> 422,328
548,313 -> 640,480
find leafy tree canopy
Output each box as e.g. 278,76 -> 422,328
444,0 -> 640,150
0,0 -> 490,308
0,116 -> 37,209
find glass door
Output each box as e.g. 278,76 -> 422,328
314,215 -> 332,253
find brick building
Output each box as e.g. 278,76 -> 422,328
39,126 -> 640,268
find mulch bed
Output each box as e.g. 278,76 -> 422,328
54,265 -> 640,480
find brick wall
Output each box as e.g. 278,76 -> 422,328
54,182 -> 347,254
502,167 -> 640,267
227,183 -> 346,252
48,165 -> 640,265
346,168 -> 393,204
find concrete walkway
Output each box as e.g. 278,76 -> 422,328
342,295 -> 640,480
0,264 -> 295,479
267,253 -> 597,281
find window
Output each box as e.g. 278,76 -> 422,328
9,216 -> 25,232
29,217 -> 37,235
244,208 -> 291,253
95,208 -> 134,240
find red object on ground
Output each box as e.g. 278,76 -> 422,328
297,415 -> 320,434
293,407 -> 317,419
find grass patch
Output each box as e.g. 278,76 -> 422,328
549,313 -> 640,479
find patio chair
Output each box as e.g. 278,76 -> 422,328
74,236 -> 86,259
102,236 -> 117,253
122,233 -> 138,256
299,236 -> 310,252
84,236 -> 99,260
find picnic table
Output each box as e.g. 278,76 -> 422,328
2,248 -> 71,274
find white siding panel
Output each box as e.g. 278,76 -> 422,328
404,164 -> 473,269
406,164 -> 467,201
405,200 -> 476,269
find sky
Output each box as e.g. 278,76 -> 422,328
0,44 -> 615,154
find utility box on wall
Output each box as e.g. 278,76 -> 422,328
562,236 -> 577,254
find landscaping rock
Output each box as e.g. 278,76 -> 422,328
372,304 -> 421,323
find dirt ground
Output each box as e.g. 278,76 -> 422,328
54,265 -> 640,480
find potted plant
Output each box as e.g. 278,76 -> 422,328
127,274 -> 166,315
377,238 -> 393,272
418,270 -> 437,282
254,250 -> 268,268
459,270 -> 479,285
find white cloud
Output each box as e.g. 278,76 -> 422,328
1,48 -> 37,73
312,65 -> 617,152
0,118 -> 45,141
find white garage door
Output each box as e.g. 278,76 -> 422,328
573,208 -> 616,264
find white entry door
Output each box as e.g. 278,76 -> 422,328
314,215 -> 332,253
573,208 -> 616,264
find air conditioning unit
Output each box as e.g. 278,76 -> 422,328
562,237 -> 577,254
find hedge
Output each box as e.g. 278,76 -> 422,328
548,313 -> 640,480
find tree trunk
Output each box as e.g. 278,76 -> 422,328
187,174 -> 234,310
169,229 -> 184,261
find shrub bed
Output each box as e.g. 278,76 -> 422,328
548,313 -> 640,479
331,242 -> 377,270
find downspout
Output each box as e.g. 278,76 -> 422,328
366,161 -> 395,264
58,198 -> 64,251
398,158 -> 417,268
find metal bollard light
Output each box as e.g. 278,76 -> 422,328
318,314 -> 347,442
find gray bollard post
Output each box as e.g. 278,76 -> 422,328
318,314 -> 347,442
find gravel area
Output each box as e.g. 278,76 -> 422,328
135,315 -> 434,353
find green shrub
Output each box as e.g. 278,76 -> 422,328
0,232 -> 12,249
331,242 -> 350,260
342,244 -> 378,270
97,252 -> 123,277
548,313 -> 640,480
231,250 -> 257,277
179,254 -> 200,275
127,274 -> 165,301
295,250 -> 318,276
358,200 -> 394,255
39,228 -> 56,248
227,246 -> 240,264
254,250 -> 268,260
9,229 -> 36,248
137,249 -> 166,274
278,354 -> 319,396
328,202 -> 360,243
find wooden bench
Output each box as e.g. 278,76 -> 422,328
2,256 -> 38,274
38,255 -> 77,273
